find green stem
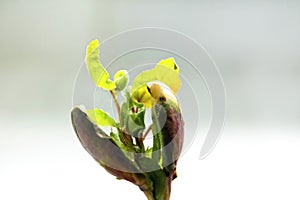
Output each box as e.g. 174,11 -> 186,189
143,190 -> 155,200
142,171 -> 172,200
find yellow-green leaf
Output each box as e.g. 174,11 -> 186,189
157,57 -> 180,73
87,108 -> 116,127
131,85 -> 153,108
86,39 -> 116,90
132,57 -> 181,94
131,57 -> 181,106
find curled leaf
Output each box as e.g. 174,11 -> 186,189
86,39 -> 116,90
114,70 -> 129,91
131,57 -> 181,107
131,85 -> 153,108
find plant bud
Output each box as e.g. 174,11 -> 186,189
114,70 -> 129,91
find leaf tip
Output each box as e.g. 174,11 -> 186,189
86,39 -> 100,57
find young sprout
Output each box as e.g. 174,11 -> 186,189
71,39 -> 184,200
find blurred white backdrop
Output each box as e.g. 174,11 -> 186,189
1,1 -> 300,199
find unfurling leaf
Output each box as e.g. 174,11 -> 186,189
86,39 -> 116,90
131,85 -> 153,108
114,70 -> 129,91
131,57 -> 181,107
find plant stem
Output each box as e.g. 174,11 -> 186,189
142,124 -> 152,141
142,174 -> 172,200
109,90 -> 121,119
143,190 -> 155,200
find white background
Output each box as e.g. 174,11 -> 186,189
1,1 -> 300,199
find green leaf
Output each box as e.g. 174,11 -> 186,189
120,91 -> 146,138
87,108 -> 116,127
114,70 -> 129,91
120,91 -> 131,128
128,109 -> 145,137
86,39 -> 116,90
131,57 -> 181,106
110,131 -> 127,151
